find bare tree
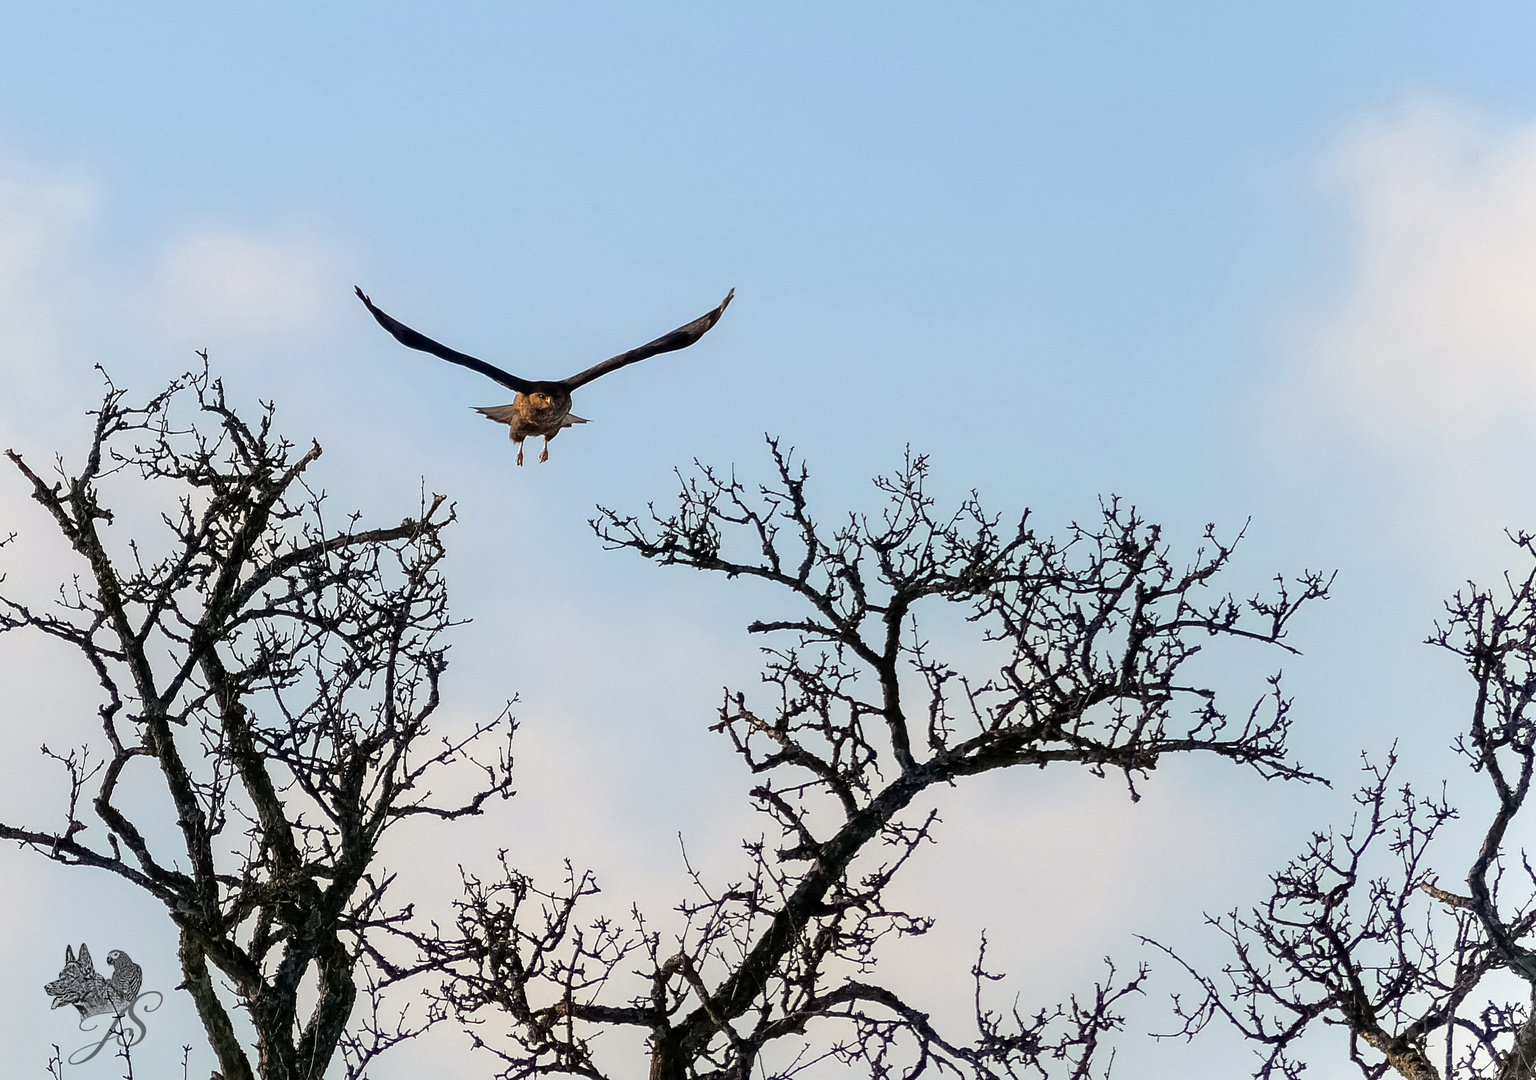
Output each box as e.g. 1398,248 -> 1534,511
1147,531 -> 1536,1080
0,367 -> 514,1080
415,439 -> 1334,1080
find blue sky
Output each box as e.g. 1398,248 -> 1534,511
6,4 -> 1536,1076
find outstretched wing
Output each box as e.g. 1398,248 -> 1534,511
355,287 -> 536,394
559,289 -> 734,390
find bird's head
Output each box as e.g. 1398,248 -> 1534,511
530,391 -> 553,408
106,950 -> 125,966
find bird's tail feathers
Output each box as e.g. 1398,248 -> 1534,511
474,405 -> 590,428
474,404 -> 519,424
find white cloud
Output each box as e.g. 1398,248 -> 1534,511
0,173 -> 97,399
0,167 -> 348,461
0,175 -> 95,297
0,167 -> 367,1076
1312,101 -> 1536,442
155,228 -> 334,339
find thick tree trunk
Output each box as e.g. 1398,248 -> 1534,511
1499,1005 -> 1536,1080
1385,1045 -> 1441,1080
1357,1019 -> 1441,1080
649,1029 -> 687,1080
180,932 -> 255,1080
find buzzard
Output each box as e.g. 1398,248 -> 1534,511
355,286 -> 734,464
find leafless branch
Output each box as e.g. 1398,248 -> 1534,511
423,437 -> 1330,1078
0,365 -> 515,1080
1154,530 -> 1536,1080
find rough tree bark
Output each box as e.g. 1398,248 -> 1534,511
0,367 -> 514,1080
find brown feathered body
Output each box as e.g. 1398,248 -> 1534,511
474,386 -> 588,463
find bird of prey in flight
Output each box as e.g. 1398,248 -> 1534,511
355,286 -> 734,464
